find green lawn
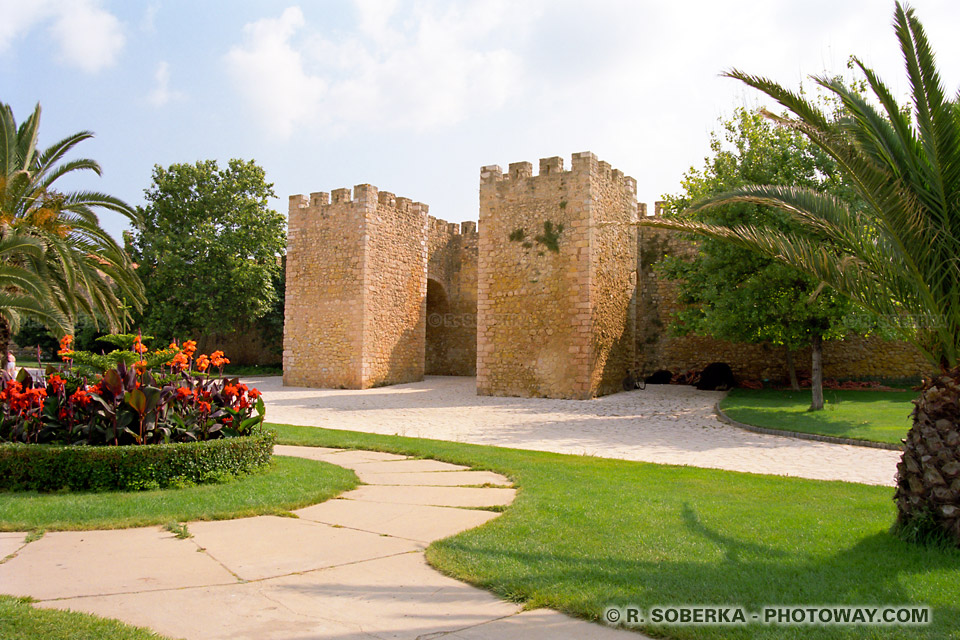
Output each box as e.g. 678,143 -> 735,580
720,388 -> 916,445
271,423 -> 959,640
0,455 -> 357,531
0,596 -> 172,640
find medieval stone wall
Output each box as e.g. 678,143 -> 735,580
426,218 -> 478,376
363,188 -> 428,386
637,214 -> 932,382
477,153 -> 637,399
284,190 -> 365,388
284,152 -> 931,396
284,185 -> 429,388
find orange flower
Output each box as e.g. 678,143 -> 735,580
57,335 -> 74,361
47,374 -> 66,394
168,351 -> 189,371
132,335 -> 148,354
198,401 -> 212,413
195,354 -> 210,372
210,350 -> 230,368
134,360 -> 148,373
182,340 -> 197,358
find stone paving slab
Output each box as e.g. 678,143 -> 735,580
343,485 -> 517,508
0,528 -> 236,600
357,470 -> 512,486
253,375 -> 899,486
348,458 -> 473,473
323,449 -> 411,463
0,532 -> 26,559
295,499 -> 500,542
188,515 -> 421,581
273,444 -> 344,458
41,552 -> 526,640
450,608 -> 641,639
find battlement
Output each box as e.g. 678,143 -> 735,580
289,184 -> 429,216
480,152 -> 637,196
427,215 -> 478,238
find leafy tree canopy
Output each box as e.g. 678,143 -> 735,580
659,106 -> 874,358
128,159 -> 286,342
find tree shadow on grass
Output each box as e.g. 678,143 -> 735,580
430,503 -> 959,639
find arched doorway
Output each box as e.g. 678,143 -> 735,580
425,278 -> 450,374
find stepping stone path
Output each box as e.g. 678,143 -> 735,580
0,446 -> 639,639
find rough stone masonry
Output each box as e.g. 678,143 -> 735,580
284,152 -> 929,398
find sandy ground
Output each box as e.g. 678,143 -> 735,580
252,375 -> 900,486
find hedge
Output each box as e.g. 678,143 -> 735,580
0,431 -> 276,492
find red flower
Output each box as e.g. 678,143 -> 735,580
175,387 -> 192,401
198,401 -> 212,413
70,389 -> 92,407
47,375 -> 66,394
223,384 -> 238,398
248,388 -> 261,400
57,335 -> 74,361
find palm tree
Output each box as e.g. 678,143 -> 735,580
641,2 -> 960,544
0,100 -> 145,353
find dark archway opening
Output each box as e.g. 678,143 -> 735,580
425,278 -> 450,375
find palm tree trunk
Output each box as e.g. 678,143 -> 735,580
785,347 -> 800,391
809,333 -> 824,411
0,316 -> 10,366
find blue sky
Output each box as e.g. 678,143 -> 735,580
1,0 -> 957,239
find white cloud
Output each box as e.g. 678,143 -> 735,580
224,7 -> 326,137
224,1 -> 532,137
148,61 -> 183,107
0,0 -> 124,72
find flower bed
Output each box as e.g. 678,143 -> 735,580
0,334 -> 272,491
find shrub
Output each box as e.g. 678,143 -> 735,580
0,431 -> 276,491
0,335 -> 265,446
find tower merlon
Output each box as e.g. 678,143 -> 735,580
509,161 -> 533,180
332,188 -> 352,204
480,165 -> 503,184
539,156 -> 564,175
353,184 -> 378,203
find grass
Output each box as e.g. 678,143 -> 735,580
223,363 -> 282,377
720,388 -> 916,445
270,422 -> 960,640
0,455 -> 357,532
0,596 -> 173,640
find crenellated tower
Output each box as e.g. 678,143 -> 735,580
477,152 -> 639,399
284,184 -> 430,388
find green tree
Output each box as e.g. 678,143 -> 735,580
658,107 -> 871,407
641,3 -> 960,544
0,101 -> 144,354
128,159 -> 286,343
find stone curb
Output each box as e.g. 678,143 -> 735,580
713,401 -> 903,452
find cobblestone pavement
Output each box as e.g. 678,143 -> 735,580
252,376 -> 899,486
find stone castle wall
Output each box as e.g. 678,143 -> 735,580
636,210 -> 931,382
285,184 -> 477,388
427,218 -> 478,376
476,153 -> 637,398
284,189 -> 366,388
284,151 -> 931,397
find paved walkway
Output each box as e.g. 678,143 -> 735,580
0,446 -> 637,640
253,376 -> 899,486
